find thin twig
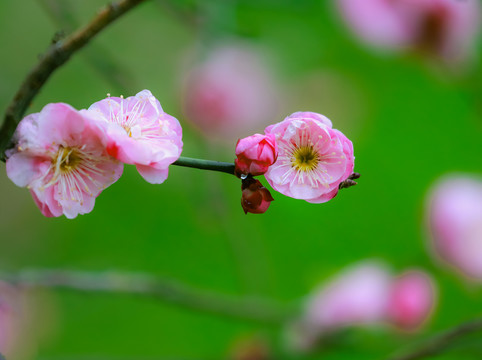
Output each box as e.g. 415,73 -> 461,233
37,0 -> 140,92
0,0 -> 146,159
0,269 -> 295,325
155,0 -> 200,29
387,317 -> 482,360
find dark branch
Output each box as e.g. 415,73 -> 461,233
0,0 -> 146,160
387,317 -> 482,360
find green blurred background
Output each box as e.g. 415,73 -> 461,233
0,0 -> 481,359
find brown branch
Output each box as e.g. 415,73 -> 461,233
0,0 -> 147,160
387,317 -> 482,360
0,269 -> 295,325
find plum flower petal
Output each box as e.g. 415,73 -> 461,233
135,164 -> 168,184
6,103 -> 123,219
427,175 -> 482,279
88,90 -> 183,184
264,112 -> 354,203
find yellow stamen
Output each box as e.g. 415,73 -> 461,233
53,146 -> 82,173
292,145 -> 319,172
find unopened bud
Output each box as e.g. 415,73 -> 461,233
241,178 -> 274,214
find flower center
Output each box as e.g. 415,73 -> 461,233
292,145 -> 319,172
53,146 -> 82,173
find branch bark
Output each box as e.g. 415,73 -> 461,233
387,317 -> 482,360
0,0 -> 146,159
0,269 -> 295,325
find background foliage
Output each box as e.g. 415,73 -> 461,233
0,0 -> 481,359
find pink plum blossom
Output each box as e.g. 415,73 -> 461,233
6,103 -> 123,219
88,90 -> 183,184
427,175 -> 482,280
264,112 -> 354,203
387,271 -> 436,330
337,0 -> 480,64
182,45 -> 278,143
235,134 -> 278,177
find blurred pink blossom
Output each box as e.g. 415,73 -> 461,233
182,45 -> 278,143
387,271 -> 436,330
0,281 -> 28,358
235,134 -> 278,177
6,103 -> 123,218
428,175 -> 482,279
89,90 -> 183,184
288,261 -> 436,352
337,0 -> 480,64
305,261 -> 392,330
264,112 -> 354,203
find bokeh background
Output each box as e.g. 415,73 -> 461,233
0,0 -> 481,359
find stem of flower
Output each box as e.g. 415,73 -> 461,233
173,156 -> 236,176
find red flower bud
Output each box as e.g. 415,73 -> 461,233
241,178 -> 274,214
235,134 -> 278,177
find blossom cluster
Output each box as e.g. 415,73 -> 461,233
6,90 -> 355,217
6,90 -> 183,219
